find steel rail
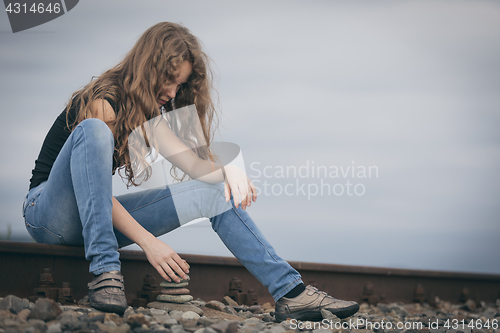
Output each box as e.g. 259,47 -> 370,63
1,241 -> 499,305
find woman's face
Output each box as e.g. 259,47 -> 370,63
157,60 -> 193,108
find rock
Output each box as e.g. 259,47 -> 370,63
267,325 -> 285,333
175,274 -> 190,282
3,317 -> 20,328
464,299 -> 476,312
161,288 -> 191,295
169,310 -> 184,320
95,322 -> 116,333
162,318 -> 179,327
239,328 -> 260,333
377,303 -> 389,313
225,305 -> 238,316
77,295 -> 89,305
111,324 -> 132,333
182,311 -> 201,320
171,324 -> 188,333
28,318 -> 47,331
160,281 -> 189,288
28,298 -> 62,322
223,296 -> 239,307
126,313 -> 150,328
238,310 -> 254,318
261,302 -> 273,310
279,321 -> 293,331
47,322 -> 62,333
59,311 -> 87,331
202,307 -> 244,322
241,317 -> 262,326
205,300 -> 226,312
211,320 -> 239,333
135,307 -> 152,315
198,317 -> 220,326
26,327 -> 37,333
149,308 -> 166,317
482,307 -> 497,319
123,306 -> 135,321
262,312 -> 274,322
388,303 -> 408,318
179,317 -> 198,328
17,308 -> 31,321
320,309 -> 340,322
179,310 -> 200,328
155,315 -> 175,325
194,328 -> 218,333
133,327 -> 150,333
0,295 -> 30,314
105,312 -> 123,325
0,309 -> 14,319
88,312 -> 106,323
150,323 -> 169,332
157,294 -> 194,303
191,299 -> 206,308
312,329 -> 332,333
248,305 -> 263,314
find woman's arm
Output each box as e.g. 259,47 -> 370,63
111,197 -> 188,282
90,99 -> 188,282
147,116 -> 257,209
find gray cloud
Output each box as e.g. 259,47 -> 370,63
1,0 -> 499,273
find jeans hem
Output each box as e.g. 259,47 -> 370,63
91,264 -> 121,276
272,277 -> 304,302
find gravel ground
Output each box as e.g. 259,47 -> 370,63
1,295 -> 499,333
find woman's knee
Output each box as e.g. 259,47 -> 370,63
75,118 -> 114,150
78,118 -> 113,138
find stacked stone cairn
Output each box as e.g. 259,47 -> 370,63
156,262 -> 193,304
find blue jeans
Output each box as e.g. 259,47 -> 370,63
23,118 -> 302,301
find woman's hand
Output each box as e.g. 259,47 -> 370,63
111,198 -> 189,282
140,236 -> 189,283
223,165 -> 257,210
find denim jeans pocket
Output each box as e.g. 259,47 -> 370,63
25,221 -> 65,245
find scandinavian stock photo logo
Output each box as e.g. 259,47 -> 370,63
249,160 -> 379,199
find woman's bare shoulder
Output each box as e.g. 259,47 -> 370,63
89,98 -> 116,123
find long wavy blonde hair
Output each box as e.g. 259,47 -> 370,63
66,22 -> 218,187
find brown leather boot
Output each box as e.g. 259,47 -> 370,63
88,271 -> 127,314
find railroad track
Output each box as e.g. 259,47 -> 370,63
1,241 -> 499,306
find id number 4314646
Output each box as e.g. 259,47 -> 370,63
444,319 -> 498,330
5,2 -> 61,14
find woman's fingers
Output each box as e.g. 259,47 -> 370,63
158,259 -> 185,283
239,182 -> 249,209
154,264 -> 170,282
143,240 -> 190,285
244,179 -> 252,207
166,258 -> 187,281
249,178 -> 257,202
159,261 -> 180,282
172,254 -> 189,277
230,180 -> 241,208
223,165 -> 257,210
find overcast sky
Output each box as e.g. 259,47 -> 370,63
1,0 -> 499,274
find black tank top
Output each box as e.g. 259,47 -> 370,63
29,97 -> 118,190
